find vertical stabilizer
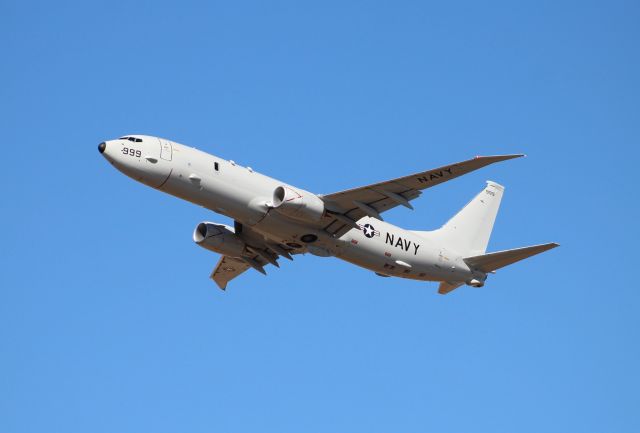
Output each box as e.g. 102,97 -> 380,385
434,181 -> 504,256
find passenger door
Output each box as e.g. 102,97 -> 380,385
160,139 -> 172,161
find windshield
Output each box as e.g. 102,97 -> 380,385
119,136 -> 143,143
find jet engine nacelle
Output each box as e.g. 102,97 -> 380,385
193,222 -> 245,257
466,278 -> 485,288
271,185 -> 325,222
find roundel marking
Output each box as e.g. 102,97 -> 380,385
362,223 -> 376,238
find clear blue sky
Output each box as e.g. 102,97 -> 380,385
2,1 -> 639,432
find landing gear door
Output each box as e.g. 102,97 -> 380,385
160,139 -> 173,161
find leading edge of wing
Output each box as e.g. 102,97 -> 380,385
323,154 -> 525,199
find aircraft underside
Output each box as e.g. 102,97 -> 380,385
99,134 -> 558,293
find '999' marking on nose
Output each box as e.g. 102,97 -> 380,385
122,147 -> 142,158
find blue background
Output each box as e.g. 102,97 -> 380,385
2,1 -> 638,432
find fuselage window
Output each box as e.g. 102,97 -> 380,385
214,162 -> 219,171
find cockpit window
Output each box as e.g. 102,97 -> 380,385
119,136 -> 143,143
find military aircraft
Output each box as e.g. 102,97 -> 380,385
98,135 -> 558,294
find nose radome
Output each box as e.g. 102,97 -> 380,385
98,142 -> 106,153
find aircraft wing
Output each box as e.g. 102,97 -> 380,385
438,281 -> 464,295
210,256 -> 251,290
320,154 -> 524,237
210,251 -> 282,290
210,222 -> 299,290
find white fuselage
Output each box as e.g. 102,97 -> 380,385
100,135 -> 478,283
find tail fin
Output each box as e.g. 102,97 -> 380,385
435,181 -> 504,256
463,243 -> 559,273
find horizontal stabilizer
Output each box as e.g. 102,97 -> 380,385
464,243 -> 559,273
438,281 -> 464,295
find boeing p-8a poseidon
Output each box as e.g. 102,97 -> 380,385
98,135 -> 558,294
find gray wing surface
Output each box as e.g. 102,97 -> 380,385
210,223 -> 299,290
321,154 -> 523,237
210,256 -> 251,290
438,281 -> 464,295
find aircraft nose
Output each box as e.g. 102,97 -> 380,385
98,142 -> 106,154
